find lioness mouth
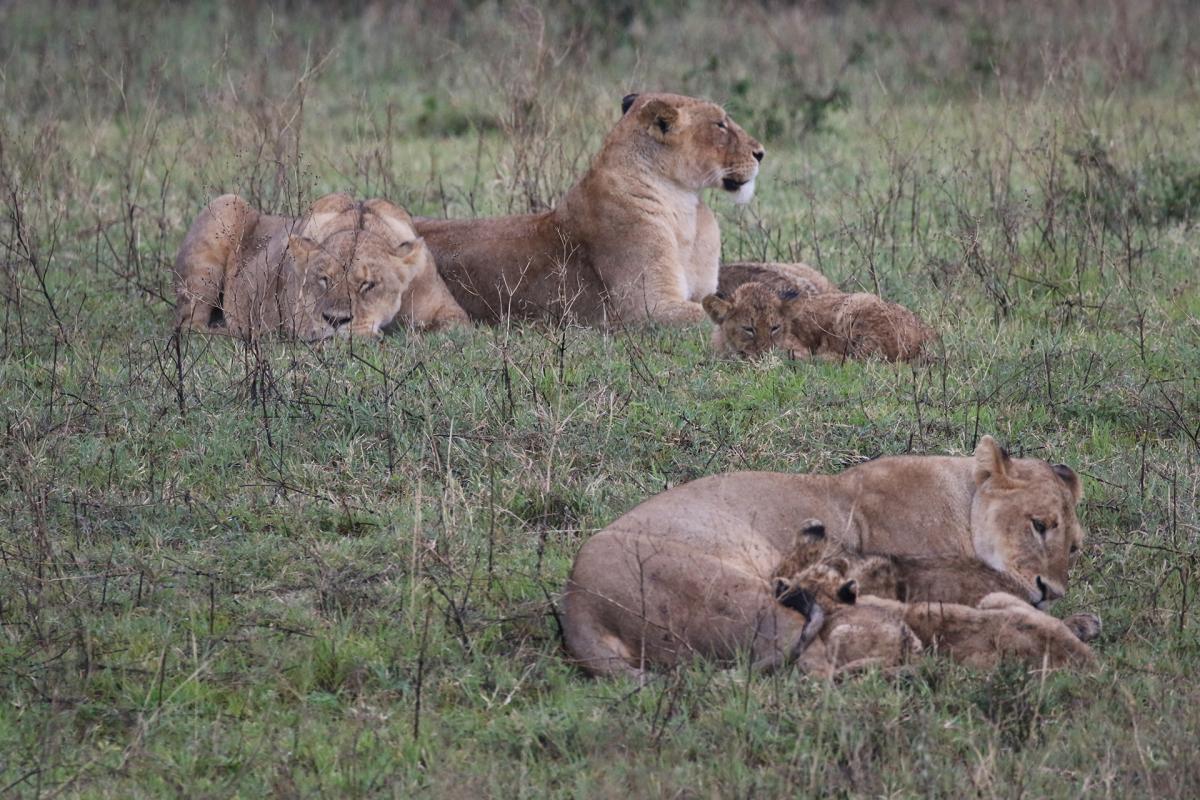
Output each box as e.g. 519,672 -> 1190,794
722,178 -> 746,192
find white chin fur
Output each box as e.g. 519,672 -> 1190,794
732,177 -> 756,205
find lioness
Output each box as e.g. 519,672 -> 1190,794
416,93 -> 764,326
562,436 -> 1084,677
775,557 -> 1097,676
174,193 -> 468,340
703,282 -> 934,361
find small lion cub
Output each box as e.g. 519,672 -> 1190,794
702,281 -> 935,362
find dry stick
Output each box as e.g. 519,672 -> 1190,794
412,602 -> 432,741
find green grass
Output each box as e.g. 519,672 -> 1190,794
1,1 -> 1199,796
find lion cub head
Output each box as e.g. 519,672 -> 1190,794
618,92 -> 763,204
969,436 -> 1086,608
702,282 -> 798,358
282,195 -> 451,341
775,556 -> 922,677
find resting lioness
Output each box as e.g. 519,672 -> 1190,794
416,92 -> 764,326
562,436 -> 1085,677
776,557 -> 1097,676
703,282 -> 934,361
174,193 -> 469,340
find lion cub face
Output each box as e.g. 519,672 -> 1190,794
702,282 -> 797,358
969,436 -> 1086,608
620,92 -> 764,204
282,197 -> 435,341
776,557 -> 922,676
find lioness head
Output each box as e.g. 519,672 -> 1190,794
969,435 -> 1085,608
619,92 -> 764,203
702,282 -> 797,358
280,195 -> 434,341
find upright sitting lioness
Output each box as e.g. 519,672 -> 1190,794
175,193 -> 468,340
563,436 -> 1085,678
416,92 -> 764,325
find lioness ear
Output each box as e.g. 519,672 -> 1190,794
640,98 -> 680,139
837,580 -> 859,605
286,235 -> 321,264
1052,463 -> 1083,504
702,293 -> 732,323
973,435 -> 1012,486
395,236 -> 424,259
621,93 -> 639,115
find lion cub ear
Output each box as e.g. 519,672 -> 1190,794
286,235 -> 322,264
639,98 -> 680,139
702,293 -> 732,323
973,435 -> 1012,487
836,580 -> 859,605
621,93 -> 639,115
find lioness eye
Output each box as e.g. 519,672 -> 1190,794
1032,518 -> 1047,535
716,120 -> 727,130
317,277 -> 329,291
360,281 -> 376,294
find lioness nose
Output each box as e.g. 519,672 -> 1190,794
1036,576 -> 1065,603
752,148 -> 765,163
323,312 -> 352,329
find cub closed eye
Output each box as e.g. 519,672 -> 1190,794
359,281 -> 376,294
740,326 -> 755,335
1032,518 -> 1047,535
769,324 -> 781,334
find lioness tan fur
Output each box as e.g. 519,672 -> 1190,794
562,436 -> 1085,677
174,193 -> 468,340
717,261 -> 836,297
703,282 -> 935,361
775,557 -> 1097,676
415,93 -> 764,326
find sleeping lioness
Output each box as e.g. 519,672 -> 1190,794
562,436 -> 1085,678
174,193 -> 468,340
416,92 -> 764,326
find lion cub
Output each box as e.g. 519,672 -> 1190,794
775,559 -> 922,679
776,552 -> 1098,676
702,281 -> 935,362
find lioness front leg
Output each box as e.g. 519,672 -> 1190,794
595,240 -> 709,326
174,194 -> 260,331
